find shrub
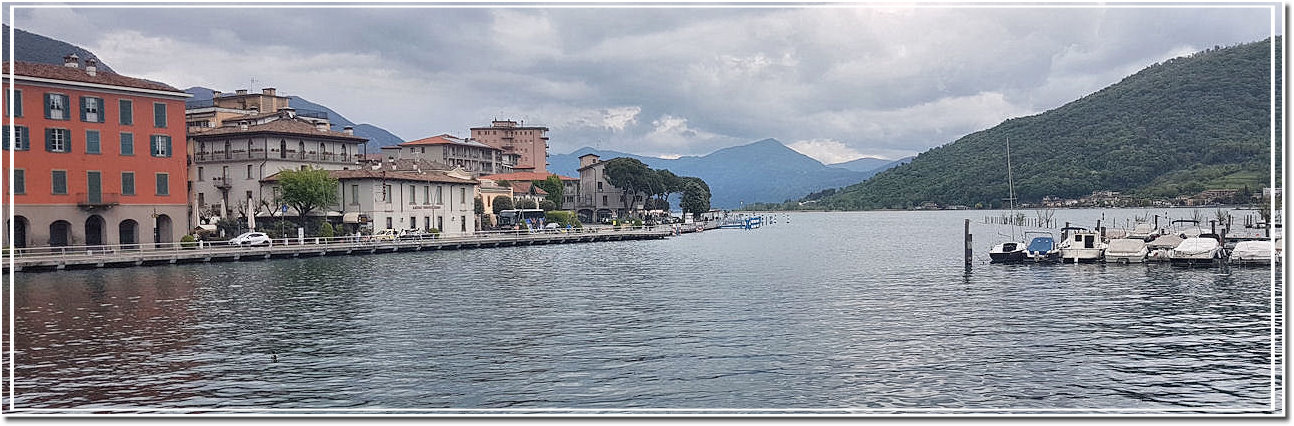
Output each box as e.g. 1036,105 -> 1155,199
180,234 -> 197,249
544,210 -> 582,228
518,198 -> 538,209
539,199 -> 557,211
320,222 -> 335,238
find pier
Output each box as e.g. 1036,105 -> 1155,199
3,227 -> 672,273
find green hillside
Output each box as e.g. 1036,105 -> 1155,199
815,37 -> 1279,210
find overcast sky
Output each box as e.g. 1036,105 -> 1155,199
7,2 -> 1281,163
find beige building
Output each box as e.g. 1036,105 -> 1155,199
574,154 -> 645,223
379,133 -> 516,176
262,160 -> 479,237
470,119 -> 549,174
187,109 -> 368,230
185,87 -> 330,131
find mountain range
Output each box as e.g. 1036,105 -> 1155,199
2,25 -> 115,73
807,37 -> 1278,210
549,139 -> 909,209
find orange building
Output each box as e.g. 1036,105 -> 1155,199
470,119 -> 550,174
3,56 -> 191,248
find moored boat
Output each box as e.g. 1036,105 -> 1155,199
1104,238 -> 1148,264
1169,235 -> 1222,267
1229,240 -> 1275,265
1146,234 -> 1185,262
1058,227 -> 1106,263
1024,231 -> 1060,263
1126,223 -> 1159,241
989,241 -> 1027,263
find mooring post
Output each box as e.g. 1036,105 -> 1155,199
964,219 -> 972,269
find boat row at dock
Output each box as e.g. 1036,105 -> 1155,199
989,219 -> 1280,266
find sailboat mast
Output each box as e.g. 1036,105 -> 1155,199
1006,136 -> 1018,238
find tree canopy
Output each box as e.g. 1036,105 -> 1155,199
275,166 -> 339,228
602,157 -> 709,217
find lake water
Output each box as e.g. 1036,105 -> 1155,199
6,209 -> 1283,415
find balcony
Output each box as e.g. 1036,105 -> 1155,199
76,192 -> 120,210
192,150 -> 361,164
212,176 -> 233,190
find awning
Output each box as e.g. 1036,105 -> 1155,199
193,224 -> 217,232
343,212 -> 369,224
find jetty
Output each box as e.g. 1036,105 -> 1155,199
3,227 -> 672,273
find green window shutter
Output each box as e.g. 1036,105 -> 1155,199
52,170 -> 66,195
14,169 -> 23,194
153,103 -> 166,128
13,90 -> 21,117
121,172 -> 134,196
165,136 -> 172,157
120,133 -> 133,155
2,126 -> 9,150
44,94 -> 51,119
80,97 -> 87,122
65,129 -> 73,153
86,130 -> 100,154
45,128 -> 53,152
19,126 -> 28,150
96,97 -> 105,123
119,99 -> 132,125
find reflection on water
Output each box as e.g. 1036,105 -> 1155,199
8,210 -> 1282,414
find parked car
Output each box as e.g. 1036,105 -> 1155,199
400,229 -> 432,240
229,232 -> 271,246
373,229 -> 398,241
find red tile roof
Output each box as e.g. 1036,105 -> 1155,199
5,61 -> 185,94
479,171 -> 577,182
262,168 -> 476,185
510,181 -> 548,196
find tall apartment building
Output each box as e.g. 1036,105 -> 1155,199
187,109 -> 367,228
2,57 -> 191,248
379,133 -> 515,176
470,119 -> 549,174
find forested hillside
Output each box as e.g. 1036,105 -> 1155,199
814,37 -> 1279,210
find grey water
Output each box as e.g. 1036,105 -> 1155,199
6,209 -> 1282,414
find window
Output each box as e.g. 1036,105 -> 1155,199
424,216 -> 431,230
410,216 -> 416,227
45,93 -> 69,120
119,133 -> 134,155
3,126 -> 29,150
602,195 -> 608,205
437,216 -> 443,231
461,216 -> 466,233
385,217 -> 393,229
436,186 -> 443,204
246,164 -> 253,179
14,169 -> 24,194
85,130 -> 100,154
350,185 -> 359,205
409,185 -> 417,204
383,184 -> 392,203
118,99 -> 132,125
153,102 -> 167,128
150,135 -> 171,157
155,173 -> 169,195
198,192 -> 205,207
45,128 -> 71,153
597,181 -> 603,190
423,186 -> 430,204
6,89 -> 21,117
51,170 -> 67,195
121,172 -> 135,196
460,188 -> 467,205
197,167 -> 204,181
245,190 -> 253,202
81,96 -> 103,123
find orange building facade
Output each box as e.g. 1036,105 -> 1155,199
3,58 -> 190,248
470,120 -> 550,174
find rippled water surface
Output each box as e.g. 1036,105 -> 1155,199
7,210 -> 1283,414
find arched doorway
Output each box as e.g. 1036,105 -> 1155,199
85,215 -> 106,246
154,214 -> 173,246
49,220 -> 71,247
10,216 -> 28,248
119,219 -> 138,250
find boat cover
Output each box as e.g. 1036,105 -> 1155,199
1027,237 -> 1055,253
1107,238 -> 1147,254
1146,234 -> 1185,249
1173,237 -> 1220,255
1231,241 -> 1274,260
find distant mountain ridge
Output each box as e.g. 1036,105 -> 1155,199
549,138 -> 908,209
184,87 -> 406,150
3,24 -> 114,72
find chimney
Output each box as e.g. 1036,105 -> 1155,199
239,121 -> 249,131
84,58 -> 97,76
315,122 -> 328,132
263,88 -> 276,96
63,53 -> 80,68
236,89 -> 248,95
212,90 -> 222,98
343,126 -> 354,135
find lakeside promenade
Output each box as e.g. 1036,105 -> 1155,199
3,226 -> 677,273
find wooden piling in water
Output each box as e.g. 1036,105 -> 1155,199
964,219 -> 972,269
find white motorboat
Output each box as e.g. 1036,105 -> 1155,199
1104,238 -> 1148,264
989,241 -> 1027,263
1058,227 -> 1106,263
1169,235 -> 1222,267
1146,234 -> 1185,262
1229,240 -> 1275,265
1024,231 -> 1060,263
1126,223 -> 1159,241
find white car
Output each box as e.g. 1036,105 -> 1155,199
229,232 -> 271,246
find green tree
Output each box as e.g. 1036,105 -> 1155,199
276,166 -> 339,232
539,199 -> 557,211
681,177 -> 711,219
518,198 -> 538,209
492,195 -> 514,214
603,157 -> 654,218
534,175 -> 566,208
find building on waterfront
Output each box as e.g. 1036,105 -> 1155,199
260,159 -> 479,237
478,171 -> 578,206
2,57 -> 191,248
379,133 -> 516,176
187,109 -> 368,231
573,154 -> 646,223
470,119 -> 550,174
184,87 -> 330,130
